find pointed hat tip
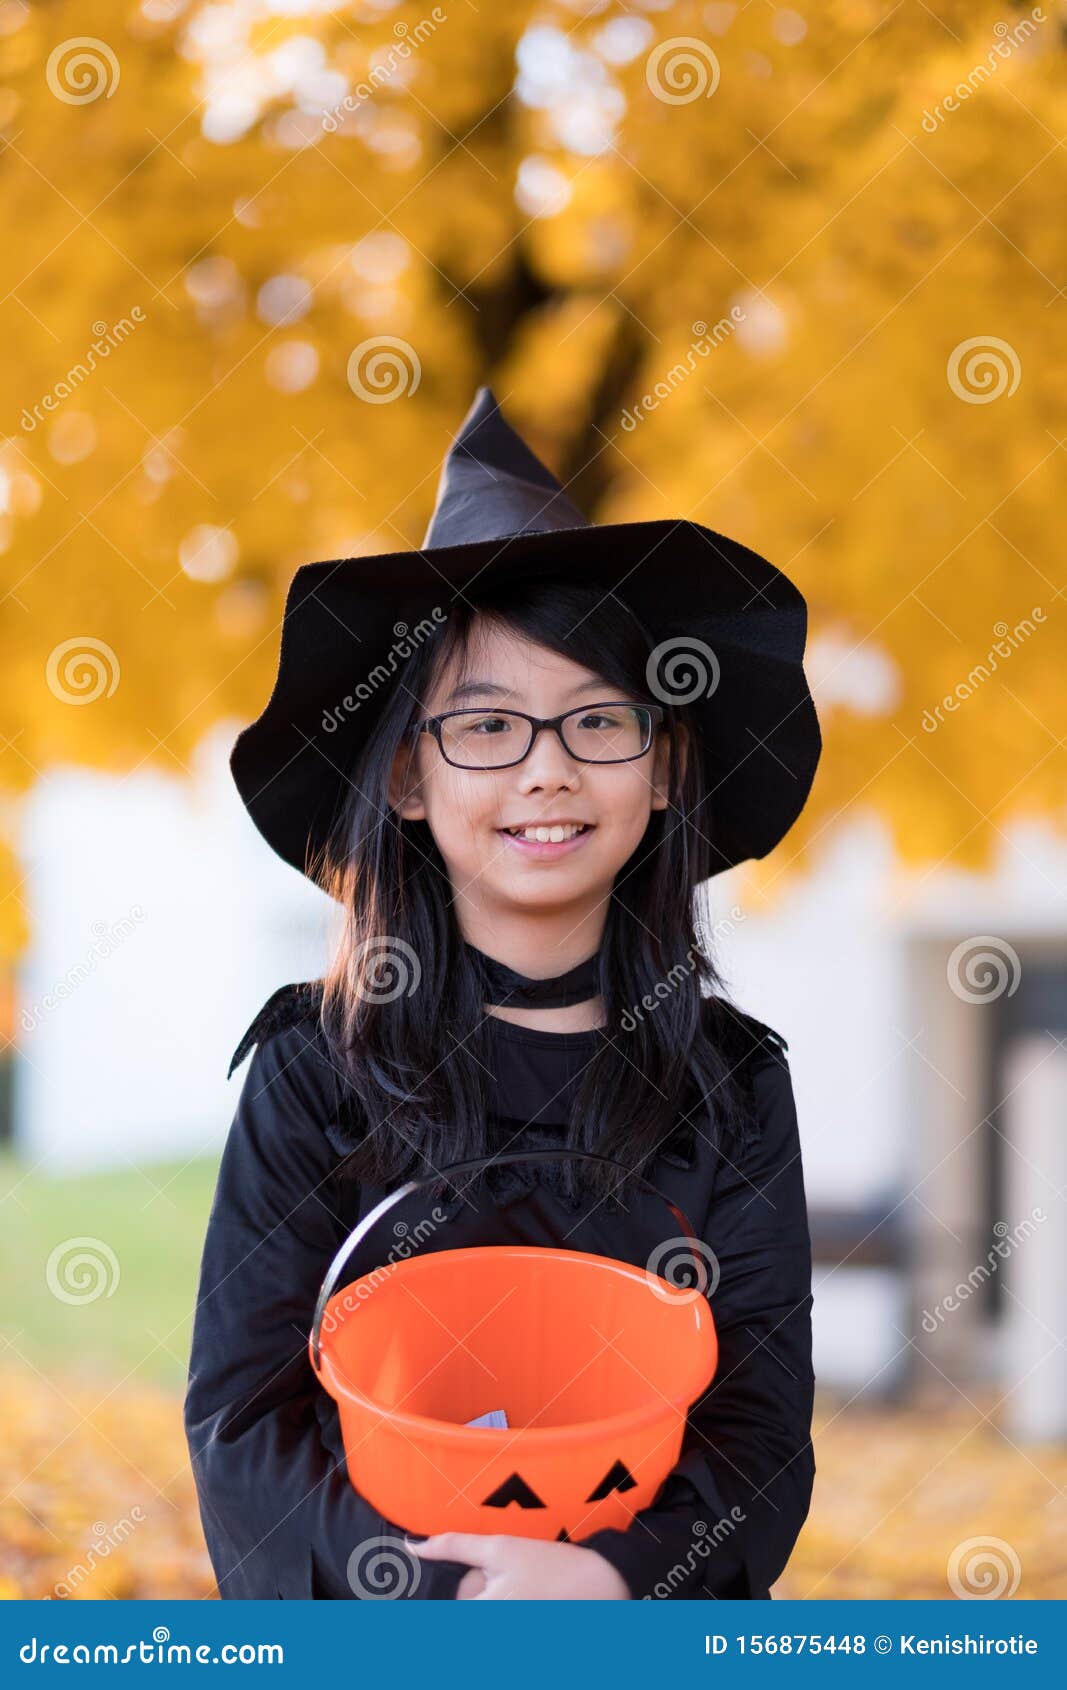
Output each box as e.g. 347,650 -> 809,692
422,382 -> 588,547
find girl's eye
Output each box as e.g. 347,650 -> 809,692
578,711 -> 625,730
469,714 -> 511,735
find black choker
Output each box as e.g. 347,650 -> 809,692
466,942 -> 601,1009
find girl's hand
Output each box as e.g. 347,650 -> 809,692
406,1531 -> 631,1600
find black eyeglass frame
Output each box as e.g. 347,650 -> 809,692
409,700 -> 667,770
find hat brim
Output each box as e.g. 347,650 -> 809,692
230,518 -> 821,887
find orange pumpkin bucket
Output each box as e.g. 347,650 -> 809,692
309,1149 -> 718,1542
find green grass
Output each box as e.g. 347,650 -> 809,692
0,1150 -> 220,1391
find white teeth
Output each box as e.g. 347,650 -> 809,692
506,823 -> 587,841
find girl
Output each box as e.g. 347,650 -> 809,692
184,388 -> 822,1601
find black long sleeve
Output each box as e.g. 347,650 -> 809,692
183,1022 -> 466,1599
576,1046 -> 815,1599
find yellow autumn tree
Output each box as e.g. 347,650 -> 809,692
2,0 -> 1064,959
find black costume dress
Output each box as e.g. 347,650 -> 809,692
183,951 -> 815,1600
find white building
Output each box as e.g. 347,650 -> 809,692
13,722 -> 332,1173
709,813 -> 1067,1440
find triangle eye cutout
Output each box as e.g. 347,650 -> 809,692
585,1458 -> 637,1502
481,1473 -> 547,1509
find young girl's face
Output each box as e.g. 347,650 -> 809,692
389,619 -> 677,922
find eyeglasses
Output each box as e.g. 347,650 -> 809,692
410,701 -> 665,770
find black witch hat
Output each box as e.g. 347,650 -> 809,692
230,386 -> 821,886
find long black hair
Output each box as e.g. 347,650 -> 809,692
312,575 -> 752,1207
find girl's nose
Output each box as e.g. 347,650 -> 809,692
515,724 -> 582,788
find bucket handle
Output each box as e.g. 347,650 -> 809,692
309,1147 -> 704,1373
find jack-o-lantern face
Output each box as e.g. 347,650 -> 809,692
481,1455 -> 637,1537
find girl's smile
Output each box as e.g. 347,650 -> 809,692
496,819 -> 596,859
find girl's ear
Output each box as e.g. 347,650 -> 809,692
388,735 -> 428,821
649,720 -> 686,811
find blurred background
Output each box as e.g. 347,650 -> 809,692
1,0 -> 1065,1600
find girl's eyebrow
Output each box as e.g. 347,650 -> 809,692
442,676 -> 609,706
